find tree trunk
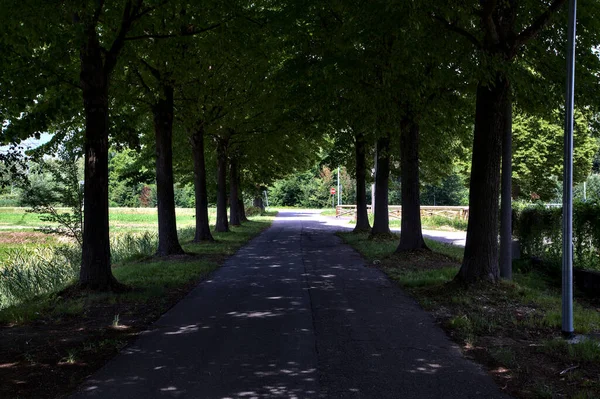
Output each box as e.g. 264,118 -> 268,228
79,29 -> 120,290
253,196 -> 265,211
238,163 -> 248,222
500,100 -> 513,279
153,84 -> 184,256
215,138 -> 229,232
239,199 -> 248,222
354,132 -> 371,233
371,133 -> 391,236
229,156 -> 241,226
397,120 -> 428,252
457,75 -> 510,282
190,124 -> 214,242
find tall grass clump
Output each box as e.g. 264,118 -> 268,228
0,246 -> 80,309
110,231 -> 158,263
0,231 -> 163,309
421,215 -> 468,231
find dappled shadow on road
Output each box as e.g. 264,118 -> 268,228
72,220 -> 320,398
297,221 -> 507,399
72,213 -> 505,399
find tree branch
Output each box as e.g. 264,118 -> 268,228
132,65 -> 153,95
431,14 -> 482,49
513,0 -> 568,51
139,58 -> 161,81
92,0 -> 106,26
479,0 -> 500,45
105,0 -> 142,75
124,22 -> 222,41
131,0 -> 169,22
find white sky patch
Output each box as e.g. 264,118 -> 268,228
0,132 -> 53,154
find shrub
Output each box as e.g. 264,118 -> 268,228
514,202 -> 600,274
245,206 -> 263,217
0,194 -> 20,207
21,149 -> 84,246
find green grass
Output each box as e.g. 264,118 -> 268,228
0,207 -> 210,231
320,208 -> 467,231
337,230 -> 600,398
0,207 -> 214,260
0,210 -> 276,321
0,207 -> 47,226
340,231 -> 463,262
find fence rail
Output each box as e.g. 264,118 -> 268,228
335,205 -> 469,220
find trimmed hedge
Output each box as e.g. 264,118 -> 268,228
514,202 -> 600,272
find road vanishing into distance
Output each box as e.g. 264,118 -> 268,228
71,210 -> 508,399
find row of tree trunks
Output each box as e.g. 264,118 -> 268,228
215,138 -> 230,232
397,119 -> 428,252
190,123 -> 214,242
371,132 -> 391,236
354,131 -> 371,233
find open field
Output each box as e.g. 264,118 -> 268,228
0,206 -> 204,230
339,231 -> 600,399
0,207 -> 213,260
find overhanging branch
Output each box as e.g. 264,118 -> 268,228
124,22 -> 222,41
513,0 -> 568,51
432,14 -> 482,50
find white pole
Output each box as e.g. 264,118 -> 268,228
583,181 -> 587,201
562,0 -> 577,338
340,168 -> 342,205
337,167 -> 341,206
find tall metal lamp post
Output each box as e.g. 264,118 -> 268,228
562,0 -> 577,338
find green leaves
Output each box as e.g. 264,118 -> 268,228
512,110 -> 597,201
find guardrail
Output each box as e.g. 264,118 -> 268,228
335,205 -> 469,220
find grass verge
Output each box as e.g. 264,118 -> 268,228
320,209 -> 467,231
339,231 -> 600,399
0,212 -> 276,399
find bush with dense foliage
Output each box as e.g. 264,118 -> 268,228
514,202 -> 600,274
269,166 -> 355,208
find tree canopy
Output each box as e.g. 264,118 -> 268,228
1,0 -> 600,287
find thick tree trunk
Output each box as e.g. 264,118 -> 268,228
371,133 -> 391,236
354,132 -> 371,233
79,31 -> 120,290
229,156 -> 241,226
215,139 -> 229,232
457,75 -> 510,282
397,120 -> 428,252
153,85 -> 184,256
190,124 -> 214,242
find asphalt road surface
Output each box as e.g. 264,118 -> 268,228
70,210 -> 508,399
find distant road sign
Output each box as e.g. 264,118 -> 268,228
330,188 -> 336,195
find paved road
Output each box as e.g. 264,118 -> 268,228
71,210 -> 507,399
